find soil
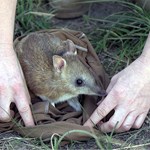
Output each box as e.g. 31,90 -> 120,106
0,1 -> 150,149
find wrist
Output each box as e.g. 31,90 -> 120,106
0,43 -> 14,52
0,42 -> 13,48
139,53 -> 150,65
140,33 -> 150,63
137,55 -> 150,81
0,43 -> 16,58
0,30 -> 14,46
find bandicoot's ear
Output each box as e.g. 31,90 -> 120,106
65,39 -> 77,55
52,55 -> 66,73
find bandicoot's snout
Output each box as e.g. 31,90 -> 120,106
93,85 -> 107,97
97,89 -> 107,97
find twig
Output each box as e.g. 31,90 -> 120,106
113,142 -> 150,150
75,45 -> 88,52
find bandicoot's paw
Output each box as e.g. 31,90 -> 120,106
68,97 -> 81,111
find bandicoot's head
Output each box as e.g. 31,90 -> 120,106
51,40 -> 106,100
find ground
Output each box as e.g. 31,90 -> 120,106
0,1 -> 150,149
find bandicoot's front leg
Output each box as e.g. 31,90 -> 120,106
68,97 -> 81,111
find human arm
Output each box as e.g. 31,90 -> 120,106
84,33 -> 150,132
0,0 -> 34,126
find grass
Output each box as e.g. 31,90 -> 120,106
1,126 -> 150,149
15,0 -> 54,37
1,0 -> 148,149
84,0 -> 150,75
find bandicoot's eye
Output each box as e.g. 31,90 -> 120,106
76,78 -> 84,87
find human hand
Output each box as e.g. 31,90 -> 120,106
0,44 -> 34,126
84,52 -> 150,133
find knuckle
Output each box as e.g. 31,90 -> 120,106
13,82 -> 22,92
112,87 -> 125,99
122,124 -> 132,131
109,120 -> 120,129
133,123 -> 142,129
18,105 -> 30,114
96,105 -> 107,118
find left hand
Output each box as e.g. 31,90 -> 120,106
84,55 -> 150,133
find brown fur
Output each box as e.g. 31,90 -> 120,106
15,33 -> 103,105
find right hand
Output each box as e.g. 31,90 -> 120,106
0,44 -> 34,126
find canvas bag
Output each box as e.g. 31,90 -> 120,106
0,29 -> 110,144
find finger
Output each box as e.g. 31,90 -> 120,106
0,87 -> 12,122
84,93 -> 117,127
0,102 -> 11,122
106,73 -> 121,93
106,82 -> 115,94
15,99 -> 34,127
106,77 -> 117,93
0,85 -> 13,122
15,88 -> 34,127
116,111 -> 138,133
100,106 -> 128,133
132,112 -> 148,129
